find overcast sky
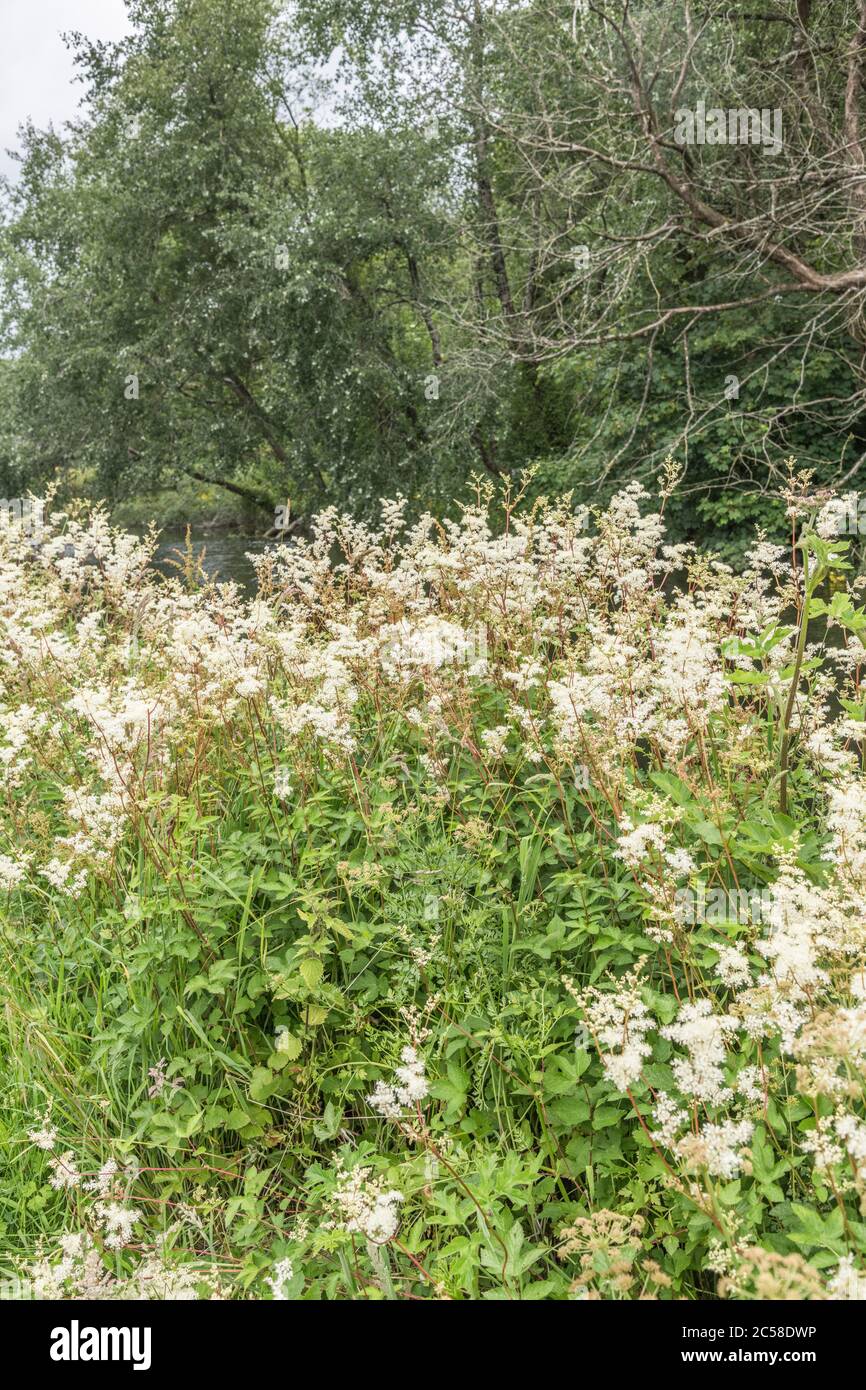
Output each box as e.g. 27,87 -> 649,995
1,1 -> 132,180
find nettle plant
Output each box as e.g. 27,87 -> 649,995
2,467 -> 866,1299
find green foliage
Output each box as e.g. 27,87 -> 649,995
3,477 -> 866,1300
2,0 -> 864,538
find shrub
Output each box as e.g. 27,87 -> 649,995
2,468 -> 866,1300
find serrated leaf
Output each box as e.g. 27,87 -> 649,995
300,958 -> 323,990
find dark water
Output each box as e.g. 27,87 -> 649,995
150,530 -> 273,592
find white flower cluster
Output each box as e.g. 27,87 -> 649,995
661,1000 -> 740,1105
614,818 -> 667,869
676,1118 -> 754,1180
367,1045 -> 429,1119
330,1165 -> 405,1244
96,1201 -> 143,1251
27,1231 -> 214,1301
576,969 -> 654,1092
265,1256 -> 295,1300
27,1114 -> 58,1151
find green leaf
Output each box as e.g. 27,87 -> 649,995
299,957 -> 324,991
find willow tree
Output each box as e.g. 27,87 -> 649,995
0,0 -> 462,520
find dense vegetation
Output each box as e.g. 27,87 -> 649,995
5,0 -> 866,1306
3,471 -> 866,1300
3,1 -> 866,550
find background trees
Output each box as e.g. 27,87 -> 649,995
3,0 -> 866,546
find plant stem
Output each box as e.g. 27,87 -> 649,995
779,547 -> 817,816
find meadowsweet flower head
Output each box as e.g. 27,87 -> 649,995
664,848 -> 696,877
48,1151 -> 81,1190
85,1158 -> 115,1194
330,1165 -> 404,1245
713,944 -> 752,991
614,819 -> 667,869
265,1256 -> 295,1299
367,1044 -> 429,1117
571,965 -> 653,1092
273,767 -> 293,801
651,1093 -> 688,1145
674,1118 -> 753,1179
97,1201 -> 142,1250
28,1115 -> 57,1151
661,999 -> 739,1103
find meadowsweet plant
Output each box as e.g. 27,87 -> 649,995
3,470 -> 866,1299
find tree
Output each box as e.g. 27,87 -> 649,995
4,0 -> 866,548
0,0 -> 463,521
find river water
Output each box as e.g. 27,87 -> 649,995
150,530 -> 273,593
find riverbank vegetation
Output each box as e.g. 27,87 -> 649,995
3,472 -> 866,1300
4,2 -> 866,554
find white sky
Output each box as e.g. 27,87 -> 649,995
1,0 -> 132,180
